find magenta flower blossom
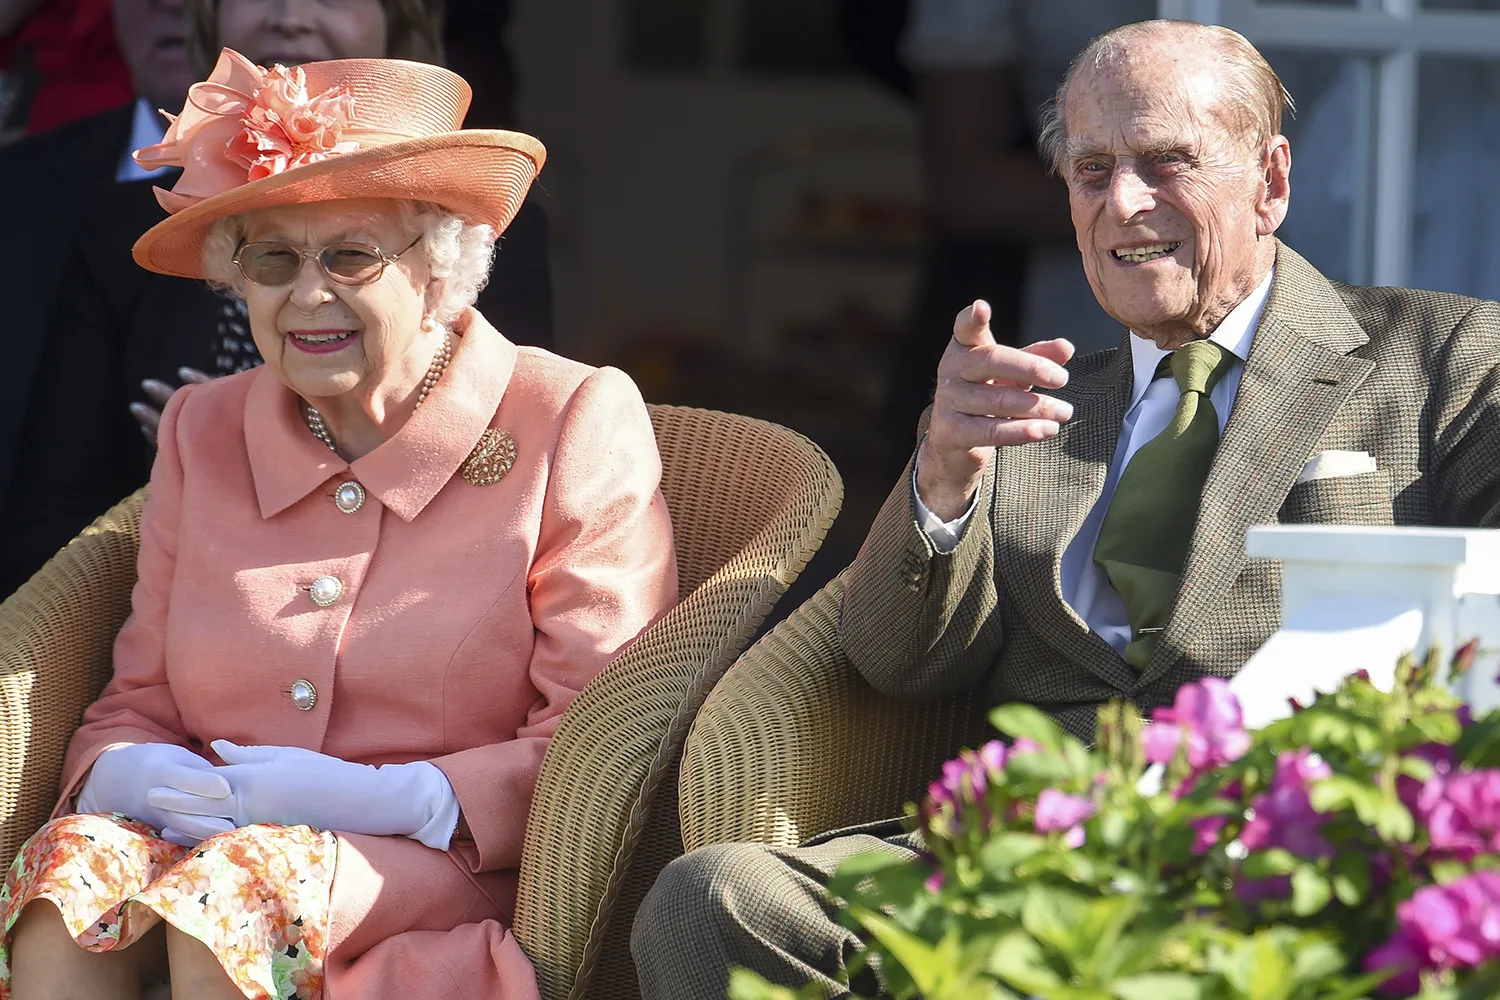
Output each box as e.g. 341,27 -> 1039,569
1236,750 -> 1332,902
1035,789 -> 1096,847
1143,677 -> 1251,774
1412,768 -> 1500,862
1242,749 -> 1334,857
1190,814 -> 1229,855
1367,871 -> 1500,994
923,739 -> 1013,838
928,740 -> 1008,808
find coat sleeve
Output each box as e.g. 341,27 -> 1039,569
55,384 -> 200,814
840,425 -> 1006,700
1430,299 -> 1500,527
430,367 -> 679,873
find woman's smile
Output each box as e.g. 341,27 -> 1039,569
286,328 -> 361,354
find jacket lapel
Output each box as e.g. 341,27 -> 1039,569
992,334 -> 1139,691
1135,244 -> 1375,688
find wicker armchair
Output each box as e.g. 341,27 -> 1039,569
0,404 -> 842,1000
677,574 -> 991,853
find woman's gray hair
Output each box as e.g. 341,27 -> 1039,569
201,199 -> 498,326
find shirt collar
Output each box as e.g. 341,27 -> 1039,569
115,98 -> 170,183
245,308 -> 517,521
1125,269 -> 1274,411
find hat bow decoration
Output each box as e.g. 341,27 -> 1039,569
135,51 -> 363,214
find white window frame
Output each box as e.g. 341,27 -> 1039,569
1158,0 -> 1500,286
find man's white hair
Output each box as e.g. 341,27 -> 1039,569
200,199 -> 497,326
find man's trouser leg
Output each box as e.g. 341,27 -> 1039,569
631,829 -> 920,1000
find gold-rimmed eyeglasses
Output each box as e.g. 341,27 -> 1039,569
232,235 -> 423,287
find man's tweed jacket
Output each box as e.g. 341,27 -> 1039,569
841,243 -> 1500,742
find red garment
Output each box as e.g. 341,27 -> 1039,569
0,0 -> 133,135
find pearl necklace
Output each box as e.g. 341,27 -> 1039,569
303,331 -> 453,453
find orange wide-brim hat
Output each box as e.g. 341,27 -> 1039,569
131,49 -> 546,279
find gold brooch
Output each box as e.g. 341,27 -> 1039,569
461,429 -> 516,486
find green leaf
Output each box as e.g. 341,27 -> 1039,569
979,833 -> 1046,878
1330,851 -> 1371,906
727,968 -> 820,1000
1318,968 -> 1401,1000
989,704 -> 1068,753
1404,710 -> 1462,747
1241,849 -> 1299,879
1288,939 -> 1344,981
1020,887 -> 1087,955
1397,755 -> 1438,783
986,930 -> 1065,994
1215,932 -> 1293,1000
1111,973 -> 1205,1000
1291,867 -> 1333,916
846,906 -> 950,996
1374,797 -> 1416,843
834,850 -> 913,881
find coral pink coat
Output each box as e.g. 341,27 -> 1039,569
58,310 -> 679,998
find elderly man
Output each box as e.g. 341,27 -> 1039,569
631,18 -> 1500,999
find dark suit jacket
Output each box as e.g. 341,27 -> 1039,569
0,104 -> 133,507
840,243 -> 1500,741
0,111 -> 556,597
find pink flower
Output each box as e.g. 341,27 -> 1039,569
1035,789 -> 1095,847
1413,768 -> 1500,862
1366,871 -> 1500,994
922,740 -> 1010,837
1143,678 -> 1251,775
1237,750 -> 1333,902
1189,814 -> 1228,855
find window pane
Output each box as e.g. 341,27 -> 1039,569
1409,56 -> 1500,299
625,0 -> 709,73
1262,51 -> 1377,284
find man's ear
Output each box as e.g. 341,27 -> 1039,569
1256,134 -> 1292,237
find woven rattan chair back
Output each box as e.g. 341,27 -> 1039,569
514,405 -> 842,1000
0,405 -> 843,1000
0,490 -> 146,870
678,574 -> 990,853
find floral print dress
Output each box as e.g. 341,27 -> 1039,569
0,813 -> 337,1000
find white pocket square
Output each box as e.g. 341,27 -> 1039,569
1296,450 -> 1377,484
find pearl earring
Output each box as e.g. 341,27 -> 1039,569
420,316 -> 436,332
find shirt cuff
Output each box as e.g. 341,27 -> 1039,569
912,461 -> 980,554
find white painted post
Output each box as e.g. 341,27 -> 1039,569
1230,525 -> 1500,728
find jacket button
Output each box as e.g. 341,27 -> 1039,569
288,679 -> 317,711
333,480 -> 366,514
309,575 -> 343,607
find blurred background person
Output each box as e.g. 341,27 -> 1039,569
0,0 -> 191,555
883,0 -> 1151,435
0,0 -> 134,139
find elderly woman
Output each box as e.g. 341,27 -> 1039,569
0,50 -> 677,1000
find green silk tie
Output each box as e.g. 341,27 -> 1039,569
1093,339 -> 1235,670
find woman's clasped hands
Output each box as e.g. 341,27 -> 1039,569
81,740 -> 461,850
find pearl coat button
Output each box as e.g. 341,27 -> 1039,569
334,480 -> 365,514
309,575 -> 343,607
289,679 -> 317,711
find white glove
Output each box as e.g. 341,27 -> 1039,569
76,742 -> 232,847
146,740 -> 461,851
